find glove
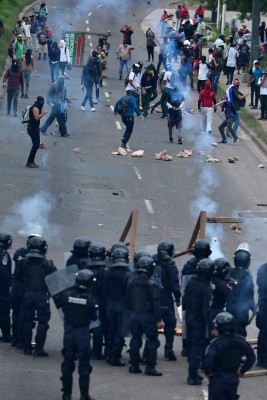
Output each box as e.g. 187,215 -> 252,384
140,114 -> 145,120
214,107 -> 217,113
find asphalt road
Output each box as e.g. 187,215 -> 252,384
0,0 -> 267,399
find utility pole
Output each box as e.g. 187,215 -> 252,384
216,0 -> 221,29
250,0 -> 261,67
221,2 -> 227,34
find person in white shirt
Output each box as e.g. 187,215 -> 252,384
258,70 -> 267,120
125,63 -> 142,107
22,19 -> 31,49
59,39 -> 71,75
197,56 -> 210,92
226,44 -> 239,85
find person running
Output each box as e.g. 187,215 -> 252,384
198,80 -> 217,135
20,49 -> 38,99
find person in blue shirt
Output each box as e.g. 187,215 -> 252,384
251,61 -> 262,109
214,95 -> 239,144
114,93 -> 144,149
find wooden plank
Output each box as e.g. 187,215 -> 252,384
119,212 -> 132,243
241,370 -> 267,378
207,217 -> 245,223
199,210 -> 206,238
173,248 -> 193,258
247,339 -> 258,345
238,211 -> 267,218
187,212 -> 201,250
128,209 -> 138,259
257,203 -> 267,206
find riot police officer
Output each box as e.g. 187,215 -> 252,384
105,241 -> 129,269
155,240 -> 181,361
256,262 -> 267,367
183,258 -> 215,385
66,237 -> 92,269
211,258 -> 232,319
60,269 -> 97,400
11,233 -> 41,348
226,243 -> 255,337
0,231 -> 12,342
181,239 -> 212,356
204,312 -> 255,400
86,242 -> 106,359
104,247 -> 130,366
126,256 -> 164,376
20,236 -> 56,356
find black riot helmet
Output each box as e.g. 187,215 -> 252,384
27,236 -> 48,257
157,240 -> 174,261
192,239 -> 212,258
215,312 -> 236,333
214,258 -> 231,278
88,243 -> 106,266
75,269 -> 94,290
72,237 -> 92,255
233,243 -> 251,269
136,256 -> 155,277
0,230 -> 12,250
133,250 -> 150,269
26,233 -> 42,248
196,258 -> 215,279
110,241 -> 129,254
112,247 -> 129,267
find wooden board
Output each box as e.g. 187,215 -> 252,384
206,217 -> 245,223
241,369 -> 267,378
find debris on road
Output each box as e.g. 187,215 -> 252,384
198,150 -> 205,155
205,157 -> 221,163
131,150 -> 144,157
162,154 -> 173,161
258,164 -> 265,168
39,143 -> 46,149
212,142 -> 218,147
233,156 -> 240,161
177,149 -> 192,158
155,150 -> 172,160
118,147 -> 127,156
230,223 -> 242,233
228,157 -> 236,163
72,147 -> 80,153
53,141 -> 58,145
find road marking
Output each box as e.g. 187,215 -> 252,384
86,20 -> 89,24
88,35 -> 91,40
144,199 -> 154,214
86,27 -> 90,32
88,12 -> 92,16
104,92 -> 109,98
115,121 -> 121,130
103,81 -> 106,86
133,167 -> 142,180
89,42 -> 93,47
97,4 -> 103,8
202,389 -> 208,400
110,105 -> 114,112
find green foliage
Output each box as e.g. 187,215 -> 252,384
0,0 -> 34,72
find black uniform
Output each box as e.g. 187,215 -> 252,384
256,263 -> 267,367
21,255 -> 56,355
66,254 -> 89,270
60,286 -> 97,400
211,275 -> 230,319
0,249 -> 12,341
204,333 -> 255,400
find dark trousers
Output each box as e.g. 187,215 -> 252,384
141,90 -> 152,116
121,115 -> 134,145
41,106 -> 67,136
59,61 -> 68,75
197,79 -> 206,93
147,45 -> 154,62
106,304 -> 124,360
161,87 -> 173,117
218,117 -> 237,141
226,66 -> 235,84
161,303 -> 176,351
186,319 -> 207,379
27,127 -> 40,164
7,89 -> 19,114
82,81 -> 94,108
208,376 -> 239,400
0,301 -> 11,339
250,82 -> 255,105
22,291 -> 51,351
260,94 -> 267,118
61,324 -> 92,397
49,61 -> 59,82
11,280 -> 25,344
157,54 -> 167,73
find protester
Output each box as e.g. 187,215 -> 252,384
22,18 -> 31,49
226,43 -> 239,85
214,95 -> 239,144
250,61 -> 262,109
175,5 -> 181,29
146,28 -> 156,62
198,80 -> 217,135
80,51 -> 101,112
237,39 -> 250,74
59,39 -> 71,75
226,78 -> 248,137
120,25 -> 134,45
181,3 -> 189,20
159,10 -> 169,38
197,56 -> 210,93
20,49 -> 38,98
13,34 -> 25,60
3,60 -> 23,116
48,41 -> 60,83
114,92 -> 144,149
141,66 -> 157,117
40,76 -> 71,137
166,90 -> 185,144
26,96 -> 47,168
29,14 -> 39,51
116,41 -> 134,80
157,37 -> 168,73
258,69 -> 267,120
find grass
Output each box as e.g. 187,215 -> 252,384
0,0 -> 35,73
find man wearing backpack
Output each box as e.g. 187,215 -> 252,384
114,93 -> 144,149
26,96 -> 47,168
226,79 -> 248,137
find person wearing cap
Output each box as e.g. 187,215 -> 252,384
241,24 -> 250,34
250,61 -> 262,109
226,43 -> 238,85
258,69 -> 267,120
12,34 -> 25,60
26,96 -> 47,168
237,39 -> 249,74
247,60 -> 259,107
3,60 -> 24,117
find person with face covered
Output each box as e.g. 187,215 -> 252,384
80,51 -> 101,111
26,96 -> 47,168
59,39 -> 71,76
198,80 -> 217,135
40,76 -> 71,137
3,60 -> 24,117
141,66 -> 157,117
12,34 -> 25,60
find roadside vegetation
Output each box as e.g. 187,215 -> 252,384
0,0 -> 33,73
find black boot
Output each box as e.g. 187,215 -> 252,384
38,53 -> 41,60
61,374 -> 73,400
79,375 -> 90,400
129,350 -> 142,373
43,53 -> 47,60
164,349 -> 177,361
109,357 -> 125,366
145,349 -> 162,376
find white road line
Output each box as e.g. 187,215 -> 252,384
88,12 -> 92,16
86,27 -> 90,32
110,105 -> 114,112
202,389 -> 208,400
115,121 -> 121,130
104,92 -> 109,98
144,199 -> 154,214
97,4 -> 103,8
89,42 -> 93,47
86,20 -> 89,24
103,81 -> 106,86
133,167 -> 142,180
88,35 -> 91,39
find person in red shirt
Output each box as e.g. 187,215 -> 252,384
181,3 -> 189,21
195,4 -> 205,19
120,25 -> 134,45
159,9 -> 169,37
198,80 -> 217,135
3,60 -> 24,117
